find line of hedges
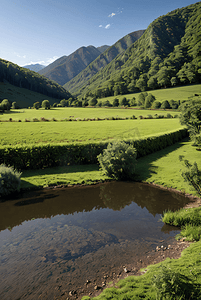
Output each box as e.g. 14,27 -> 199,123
0,129 -> 188,171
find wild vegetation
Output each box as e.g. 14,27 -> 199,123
0,164 -> 21,196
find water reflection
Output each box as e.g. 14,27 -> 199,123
0,182 -> 191,300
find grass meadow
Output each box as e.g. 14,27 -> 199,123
0,107 -> 180,121
0,118 -> 183,146
97,84 -> 201,104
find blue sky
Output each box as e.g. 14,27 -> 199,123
1,0 -> 198,66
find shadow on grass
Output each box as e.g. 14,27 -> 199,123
134,138 -> 189,182
22,164 -> 99,178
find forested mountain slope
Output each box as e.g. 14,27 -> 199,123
38,46 -> 105,86
67,2 -> 201,98
64,30 -> 145,94
0,58 -> 72,101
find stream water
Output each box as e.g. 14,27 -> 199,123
0,182 -> 191,300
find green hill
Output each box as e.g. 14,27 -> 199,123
66,2 -> 201,98
64,30 -> 145,95
0,58 -> 72,107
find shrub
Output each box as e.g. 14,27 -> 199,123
152,265 -> 199,299
152,101 -> 161,109
161,100 -> 171,109
97,140 -> 137,180
0,164 -> 21,197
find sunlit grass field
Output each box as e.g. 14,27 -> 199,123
0,107 -> 180,121
97,84 -> 201,104
0,118 -> 184,146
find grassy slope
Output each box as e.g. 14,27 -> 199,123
0,82 -> 61,108
97,84 -> 201,104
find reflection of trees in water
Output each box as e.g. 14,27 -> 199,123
99,182 -> 190,216
0,182 -> 190,231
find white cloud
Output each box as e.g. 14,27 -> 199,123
14,52 -> 26,59
46,56 -> 59,64
105,24 -> 111,29
99,25 -> 103,28
29,60 -> 46,65
108,12 -> 115,17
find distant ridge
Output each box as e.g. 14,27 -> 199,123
23,63 -> 45,72
64,30 -> 145,95
38,46 -> 107,86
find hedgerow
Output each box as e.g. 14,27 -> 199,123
0,129 -> 188,171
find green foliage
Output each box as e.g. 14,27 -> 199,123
42,100 -> 50,109
152,101 -> 161,109
163,206 -> 201,241
0,99 -> 11,111
179,156 -> 201,196
112,98 -> 119,107
0,129 -> 188,170
88,98 -> 97,106
33,101 -> 40,109
0,164 -> 21,196
97,140 -> 137,180
161,100 -> 171,109
152,265 -> 199,300
180,100 -> 201,144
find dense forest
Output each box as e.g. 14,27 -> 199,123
0,59 -> 72,100
65,2 -> 201,98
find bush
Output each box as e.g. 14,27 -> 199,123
152,101 -> 161,109
161,100 -> 171,109
97,140 -> 137,180
0,164 -> 21,197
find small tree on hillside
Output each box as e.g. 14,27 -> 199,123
89,98 -> 97,106
161,100 -> 170,109
42,100 -> 50,109
113,98 -> 119,107
1,99 -> 11,110
33,101 -> 40,109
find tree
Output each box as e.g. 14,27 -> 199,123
169,99 -> 179,109
152,101 -> 161,109
89,98 -> 97,106
113,98 -> 119,107
137,93 -> 147,106
1,99 -> 11,110
119,97 -> 128,107
161,100 -> 170,109
129,97 -> 136,107
42,100 -> 50,109
11,102 -> 17,109
180,100 -> 201,141
97,140 -> 137,180
33,101 -> 40,109
60,99 -> 69,107
144,94 -> 156,108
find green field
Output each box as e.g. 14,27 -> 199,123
0,118 -> 183,146
0,107 -> 180,121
